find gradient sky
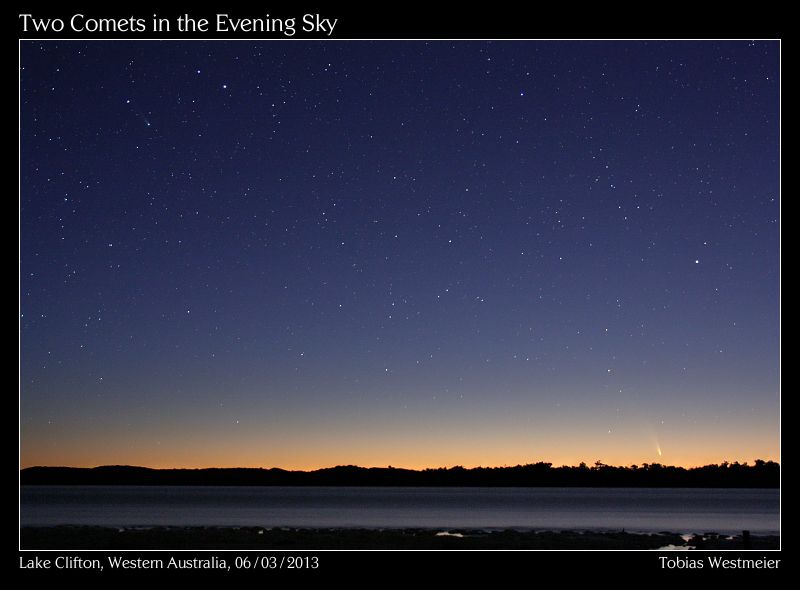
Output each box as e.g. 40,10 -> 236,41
20,41 -> 780,469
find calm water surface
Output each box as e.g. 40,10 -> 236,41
20,486 -> 779,534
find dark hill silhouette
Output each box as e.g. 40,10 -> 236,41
21,460 -> 779,487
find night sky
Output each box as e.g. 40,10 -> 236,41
20,41 -> 779,469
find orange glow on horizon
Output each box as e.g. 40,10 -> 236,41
20,451 -> 780,472
21,405 -> 779,472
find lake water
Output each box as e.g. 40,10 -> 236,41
20,486 -> 779,535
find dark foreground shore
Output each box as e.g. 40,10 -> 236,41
20,526 -> 779,550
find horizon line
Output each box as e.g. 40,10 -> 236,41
20,458 -> 780,472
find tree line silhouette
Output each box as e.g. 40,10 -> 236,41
21,459 -> 778,487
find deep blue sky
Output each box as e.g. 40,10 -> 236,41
20,41 -> 779,468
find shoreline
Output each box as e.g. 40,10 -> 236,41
20,526 -> 780,550
20,463 -> 781,488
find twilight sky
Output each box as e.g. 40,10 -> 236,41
20,41 -> 779,469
